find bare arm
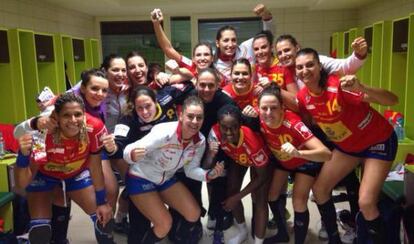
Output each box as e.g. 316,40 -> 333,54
151,9 -> 182,62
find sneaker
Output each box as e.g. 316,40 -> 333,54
336,209 -> 355,230
317,220 -> 328,241
95,219 -> 116,244
213,230 -> 224,244
341,228 -> 356,244
29,225 -> 52,244
227,226 -> 248,244
207,215 -> 216,230
113,217 -> 129,235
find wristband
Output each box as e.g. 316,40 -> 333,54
16,151 -> 30,168
95,189 -> 107,206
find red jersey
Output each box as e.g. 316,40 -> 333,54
222,84 -> 258,110
209,125 -> 269,168
178,55 -> 198,76
37,113 -> 107,179
260,110 -> 314,169
296,75 -> 393,152
254,59 -> 294,90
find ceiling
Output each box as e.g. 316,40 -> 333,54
38,0 -> 377,17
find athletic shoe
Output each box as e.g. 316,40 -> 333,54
341,228 -> 356,244
95,219 -> 116,244
317,220 -> 328,241
227,226 -> 248,244
213,230 -> 225,244
113,217 -> 129,235
28,225 -> 52,244
336,209 -> 355,230
207,216 -> 216,230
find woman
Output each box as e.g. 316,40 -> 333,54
123,96 -> 224,244
213,4 -> 273,83
294,48 -> 398,244
252,31 -> 298,94
206,104 -> 271,244
257,84 -> 331,244
14,93 -> 114,244
151,9 -> 214,83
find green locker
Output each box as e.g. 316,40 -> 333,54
404,13 -> 414,140
389,17 -> 409,116
361,26 -> 373,86
73,38 -> 87,82
90,39 -> 101,68
331,32 -> 345,58
60,35 -> 76,87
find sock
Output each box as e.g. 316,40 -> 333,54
344,172 -> 360,223
254,236 -> 264,244
176,218 -> 198,243
115,210 -> 127,223
236,221 -> 248,231
294,210 -> 309,244
51,204 -> 71,243
268,195 -> 289,238
403,205 -> 414,243
364,215 -> 386,244
317,198 -> 341,244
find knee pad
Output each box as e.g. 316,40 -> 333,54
28,219 -> 52,244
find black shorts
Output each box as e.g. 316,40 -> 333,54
274,161 -> 322,177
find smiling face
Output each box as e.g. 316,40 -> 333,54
216,29 -> 237,57
196,71 -> 219,103
80,75 -> 109,108
231,62 -> 252,93
295,53 -> 321,91
135,94 -> 157,123
106,58 -> 127,91
193,45 -> 213,70
127,56 -> 148,86
253,37 -> 272,66
276,40 -> 299,67
57,102 -> 85,139
219,114 -> 240,145
259,94 -> 284,128
179,104 -> 204,140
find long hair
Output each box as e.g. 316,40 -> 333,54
296,48 -> 328,89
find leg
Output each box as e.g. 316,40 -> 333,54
313,149 -> 360,244
127,197 -> 151,244
265,169 -> 290,243
292,173 -> 315,244
27,191 -> 53,244
251,168 -> 270,240
160,181 -> 201,243
358,158 -> 391,244
51,186 -> 71,244
102,159 -> 119,208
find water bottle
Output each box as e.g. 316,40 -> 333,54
395,120 -> 405,141
0,132 -> 5,159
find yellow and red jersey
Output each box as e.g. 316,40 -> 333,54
254,58 -> 295,90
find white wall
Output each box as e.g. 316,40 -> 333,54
0,0 -> 96,38
358,0 -> 414,27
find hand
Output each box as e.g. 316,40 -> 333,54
207,161 -> 225,180
96,203 -> 113,227
131,147 -> 146,162
208,141 -> 220,157
253,3 -> 272,20
165,59 -> 180,73
351,37 -> 368,59
155,72 -> 170,87
150,8 -> 163,22
222,195 -> 240,212
281,142 -> 301,157
101,134 -> 117,154
37,116 -> 58,131
340,75 -> 362,92
242,105 -> 258,117
18,134 -> 33,156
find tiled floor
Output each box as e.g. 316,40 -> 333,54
67,178 -> 351,244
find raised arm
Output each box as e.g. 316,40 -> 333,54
151,9 -> 182,62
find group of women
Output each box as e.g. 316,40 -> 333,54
12,3 -> 400,244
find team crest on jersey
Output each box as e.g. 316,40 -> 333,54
294,122 -> 313,140
94,126 -> 107,149
252,149 -> 268,167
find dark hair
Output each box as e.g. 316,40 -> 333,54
275,34 -> 299,47
193,42 -> 213,57
54,92 -> 85,114
147,63 -> 162,83
259,83 -> 283,106
182,95 -> 204,113
253,30 -> 274,46
100,53 -> 124,71
80,68 -> 106,87
125,51 -> 148,66
197,67 -> 221,84
214,25 -> 237,61
217,104 -> 242,124
231,58 -> 252,75
296,48 -> 328,88
124,86 -> 157,116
